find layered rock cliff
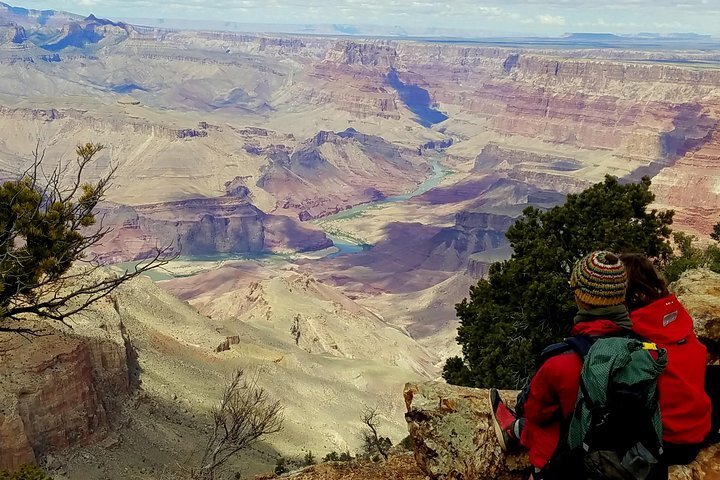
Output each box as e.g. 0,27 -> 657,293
94,193 -> 332,262
0,320 -> 131,470
257,128 -> 430,220
674,268 -> 720,359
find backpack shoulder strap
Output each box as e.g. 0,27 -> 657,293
564,335 -> 595,360
537,335 -> 596,367
537,342 -> 573,367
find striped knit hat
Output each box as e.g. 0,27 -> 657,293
570,251 -> 627,307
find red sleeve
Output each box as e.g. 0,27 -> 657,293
520,353 -> 582,469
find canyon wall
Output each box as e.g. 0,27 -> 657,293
3,21 -> 720,254
95,194 -> 332,262
0,320 -> 131,470
311,41 -> 720,234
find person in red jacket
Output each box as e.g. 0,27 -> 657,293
490,251 -> 636,479
620,253 -> 711,464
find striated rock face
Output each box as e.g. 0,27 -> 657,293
420,212 -> 514,272
404,381 -> 720,480
324,41 -> 398,67
263,214 -> 333,253
258,128 -> 429,220
0,323 -> 131,470
93,195 -> 265,261
10,25 -> 27,44
650,120 -> 720,236
93,191 -> 331,262
473,143 -> 590,194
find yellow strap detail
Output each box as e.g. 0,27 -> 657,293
642,342 -> 658,351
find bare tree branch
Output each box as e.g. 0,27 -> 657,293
0,141 -> 176,332
193,369 -> 284,480
360,406 -> 391,461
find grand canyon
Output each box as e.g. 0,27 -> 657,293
1,1 -> 720,478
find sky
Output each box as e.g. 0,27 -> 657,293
11,0 -> 720,36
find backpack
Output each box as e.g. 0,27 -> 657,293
532,335 -> 668,480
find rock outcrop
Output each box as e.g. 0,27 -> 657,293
93,193 -> 332,262
0,321 -> 131,470
404,381 -> 720,480
92,196 -> 265,261
674,268 -> 720,358
404,382 -> 529,480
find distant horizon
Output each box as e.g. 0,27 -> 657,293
118,17 -> 720,41
5,0 -> 720,37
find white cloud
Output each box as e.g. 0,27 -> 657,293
14,0 -> 720,35
536,14 -> 566,25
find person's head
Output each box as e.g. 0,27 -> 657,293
570,251 -> 627,310
619,253 -> 669,311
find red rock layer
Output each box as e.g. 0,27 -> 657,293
652,113 -> 720,236
0,327 -> 130,470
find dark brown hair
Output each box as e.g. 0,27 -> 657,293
619,253 -> 669,311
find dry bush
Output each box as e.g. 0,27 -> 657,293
193,370 -> 284,479
360,407 -> 392,462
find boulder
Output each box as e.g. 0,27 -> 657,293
404,382 -> 529,479
674,268 -> 720,347
404,381 -> 720,480
670,444 -> 720,479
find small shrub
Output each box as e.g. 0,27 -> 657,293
323,452 -> 339,462
339,451 -> 352,462
0,465 -> 52,480
302,451 -> 316,466
399,435 -> 414,451
274,457 -> 288,475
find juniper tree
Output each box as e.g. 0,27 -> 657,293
0,142 -> 171,333
443,176 -> 674,389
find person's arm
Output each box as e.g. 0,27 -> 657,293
520,354 -> 579,469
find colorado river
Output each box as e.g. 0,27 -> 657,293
316,157 -> 449,255
113,157 -> 451,276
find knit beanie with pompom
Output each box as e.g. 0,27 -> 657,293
570,251 -> 627,307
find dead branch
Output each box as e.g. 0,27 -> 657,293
0,141 -> 176,332
193,369 -> 284,480
360,406 -> 391,461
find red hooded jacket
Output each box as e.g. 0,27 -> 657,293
520,319 -> 625,469
629,294 -> 711,445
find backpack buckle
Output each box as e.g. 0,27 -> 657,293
641,342 -> 658,351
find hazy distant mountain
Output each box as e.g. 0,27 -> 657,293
120,17 -> 489,38
2,1 -> 717,48
0,1 -> 83,27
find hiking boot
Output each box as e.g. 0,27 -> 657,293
489,388 -> 520,452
